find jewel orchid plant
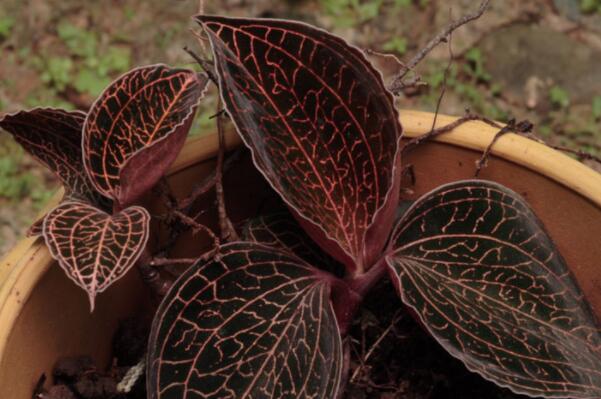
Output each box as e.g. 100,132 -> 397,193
2,14 -> 601,399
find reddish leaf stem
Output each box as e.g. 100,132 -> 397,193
333,257 -> 390,336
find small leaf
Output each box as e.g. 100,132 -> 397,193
549,85 -> 570,109
83,64 -> 208,206
198,16 -> 402,272
0,108 -> 110,207
242,211 -> 345,277
148,242 -> 343,399
386,180 -> 601,398
43,200 -> 150,311
74,69 -> 111,97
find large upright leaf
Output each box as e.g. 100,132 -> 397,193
148,242 -> 343,399
198,16 -> 402,272
0,108 -> 108,206
386,180 -> 601,398
43,200 -> 150,311
83,64 -> 208,206
242,211 -> 345,277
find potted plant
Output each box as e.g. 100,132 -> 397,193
2,13 -> 601,399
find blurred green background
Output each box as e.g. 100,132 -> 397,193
0,0 -> 600,254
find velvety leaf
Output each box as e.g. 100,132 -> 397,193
0,108 -> 109,206
386,180 -> 601,398
148,242 -> 343,399
242,211 -> 345,277
198,16 -> 402,272
43,200 -> 150,311
83,64 -> 208,206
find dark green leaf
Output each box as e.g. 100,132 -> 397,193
83,65 -> 208,206
0,108 -> 112,217
148,242 -> 343,399
386,180 -> 601,398
242,211 -> 345,277
197,16 -> 402,272
43,200 -> 150,311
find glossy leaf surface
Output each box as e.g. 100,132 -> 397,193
148,242 -> 343,399
0,108 -> 108,206
83,65 -> 207,205
43,201 -> 149,310
386,180 -> 601,398
198,16 -> 402,271
242,211 -> 345,277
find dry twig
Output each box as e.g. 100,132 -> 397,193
183,45 -> 218,86
215,107 -> 240,242
474,118 -> 533,177
388,0 -> 491,95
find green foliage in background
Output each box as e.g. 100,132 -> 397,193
549,86 -> 570,109
0,15 -> 14,40
0,140 -> 53,209
580,0 -> 601,14
319,0 -> 384,27
423,48 -> 508,120
58,22 -> 131,97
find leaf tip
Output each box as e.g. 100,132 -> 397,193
87,293 -> 96,313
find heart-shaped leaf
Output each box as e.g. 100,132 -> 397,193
43,200 -> 150,311
148,242 -> 343,399
0,108 -> 109,207
83,64 -> 208,206
386,180 -> 601,398
242,211 -> 345,277
198,16 -> 402,272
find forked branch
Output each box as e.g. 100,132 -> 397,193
388,0 -> 491,95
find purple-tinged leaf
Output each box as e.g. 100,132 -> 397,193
242,211 -> 345,277
0,108 -> 109,207
386,180 -> 601,398
43,200 -> 150,311
148,242 -> 343,399
197,16 -> 402,272
83,65 -> 208,206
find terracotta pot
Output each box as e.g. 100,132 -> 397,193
1,110 -> 600,398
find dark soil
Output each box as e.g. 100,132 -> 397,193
36,318 -> 149,399
345,279 -> 526,399
36,280 -> 531,399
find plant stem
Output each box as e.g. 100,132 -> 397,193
349,257 -> 389,299
215,104 -> 239,242
333,257 -> 390,335
137,248 -> 173,297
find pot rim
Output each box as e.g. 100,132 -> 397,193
0,109 -> 599,366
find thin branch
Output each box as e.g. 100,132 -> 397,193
428,16 -> 455,136
402,112 -> 501,154
177,174 -> 216,210
173,209 -> 218,245
177,148 -> 242,211
388,0 -> 491,95
172,209 -> 220,261
216,104 -> 240,242
349,310 -> 404,384
475,119 -> 533,177
547,144 -> 601,165
183,45 -> 218,86
149,257 -> 199,267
